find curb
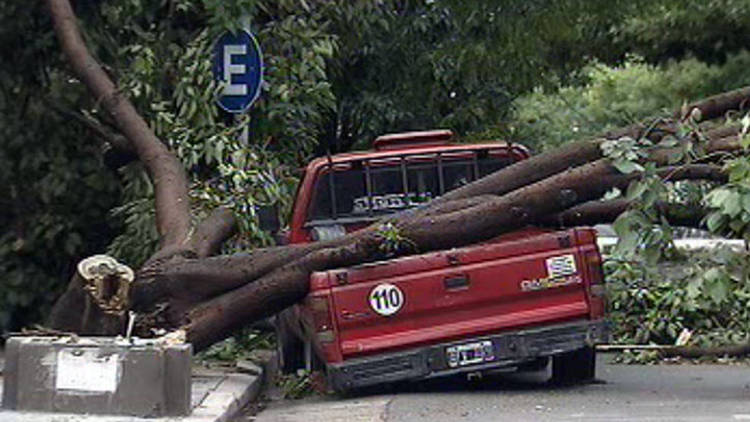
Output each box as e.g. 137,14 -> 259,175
189,372 -> 263,422
190,350 -> 277,422
0,349 -> 277,422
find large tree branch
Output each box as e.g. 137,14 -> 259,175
191,207 -> 238,258
544,199 -> 708,228
661,342 -> 750,358
438,89 -> 750,207
130,150 -> 728,323
177,160 -> 726,350
47,0 -> 192,249
679,86 -> 750,122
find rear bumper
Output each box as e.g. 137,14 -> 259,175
327,319 -> 609,392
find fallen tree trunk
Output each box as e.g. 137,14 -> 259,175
598,342 -> 750,359
544,199 -> 709,229
128,123 -> 742,318
178,162 -> 727,349
48,0 -> 192,250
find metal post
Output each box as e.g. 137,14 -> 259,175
400,157 -> 409,195
365,160 -> 374,217
472,152 -> 479,182
437,153 -> 445,195
327,161 -> 337,219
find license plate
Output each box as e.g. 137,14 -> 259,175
446,340 -> 494,368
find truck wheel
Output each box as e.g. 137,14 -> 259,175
551,346 -> 596,384
275,312 -> 304,374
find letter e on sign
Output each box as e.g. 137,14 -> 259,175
222,45 -> 247,96
369,283 -> 404,316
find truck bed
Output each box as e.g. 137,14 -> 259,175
312,227 -> 603,360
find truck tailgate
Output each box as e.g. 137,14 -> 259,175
328,229 -> 593,358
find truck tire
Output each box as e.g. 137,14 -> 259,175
275,311 -> 304,374
551,346 -> 596,384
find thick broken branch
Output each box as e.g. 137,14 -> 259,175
182,234 -> 385,350
661,342 -> 750,358
435,117 -> 738,206
679,86 -> 750,122
47,0 -> 191,249
545,199 -> 708,228
191,207 -> 238,258
47,255 -> 131,335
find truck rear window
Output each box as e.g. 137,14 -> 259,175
308,151 -> 514,222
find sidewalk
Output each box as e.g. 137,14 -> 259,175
0,349 -> 269,422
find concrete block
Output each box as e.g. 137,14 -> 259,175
1,336 -> 192,417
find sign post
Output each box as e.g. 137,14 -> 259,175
212,28 -> 262,145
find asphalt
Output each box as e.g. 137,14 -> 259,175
0,348 -> 270,422
253,354 -> 750,422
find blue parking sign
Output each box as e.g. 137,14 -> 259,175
212,29 -> 263,113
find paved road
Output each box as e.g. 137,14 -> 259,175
247,355 -> 750,422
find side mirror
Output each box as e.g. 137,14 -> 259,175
257,204 -> 281,234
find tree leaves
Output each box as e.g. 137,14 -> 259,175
703,155 -> 750,240
607,246 -> 750,359
601,137 -> 646,174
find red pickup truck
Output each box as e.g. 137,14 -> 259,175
274,130 -> 608,393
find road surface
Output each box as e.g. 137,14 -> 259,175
244,354 -> 750,422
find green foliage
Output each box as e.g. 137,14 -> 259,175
601,137 -> 647,174
510,52 -> 750,151
106,168 -> 160,266
703,134 -> 750,242
594,105 -> 750,359
322,0 -> 646,149
607,247 -> 750,362
599,129 -> 680,265
0,101 -> 121,332
91,0 -> 341,263
611,175 -> 676,265
197,328 -> 274,362
0,3 -> 122,333
277,370 -> 315,399
616,0 -> 750,63
376,222 -> 416,257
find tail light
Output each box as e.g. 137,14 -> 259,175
585,251 -> 604,285
584,250 -> 606,318
309,294 -> 334,343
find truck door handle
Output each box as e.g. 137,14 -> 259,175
444,275 -> 470,290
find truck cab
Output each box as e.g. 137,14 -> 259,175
276,130 -> 608,392
285,129 -> 528,243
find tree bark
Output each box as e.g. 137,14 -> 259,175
661,342 -> 750,358
678,86 -> 750,122
47,0 -> 192,249
544,199 -> 708,228
192,207 -> 238,258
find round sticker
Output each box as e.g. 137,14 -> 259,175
369,283 -> 404,316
